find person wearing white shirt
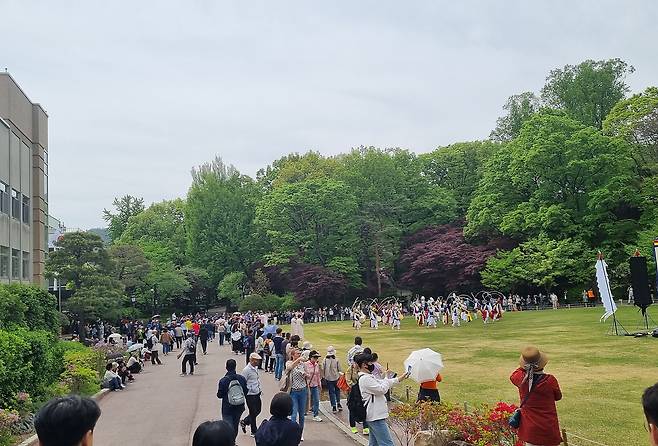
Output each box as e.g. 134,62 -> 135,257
240,353 -> 263,437
356,353 -> 409,446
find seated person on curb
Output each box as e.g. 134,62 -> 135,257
126,352 -> 142,374
34,396 -> 101,446
102,363 -> 123,391
644,382 -> 658,446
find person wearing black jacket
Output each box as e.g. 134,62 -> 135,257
255,392 -> 302,446
199,325 -> 209,355
217,359 -> 248,439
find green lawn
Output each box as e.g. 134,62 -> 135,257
295,306 -> 658,446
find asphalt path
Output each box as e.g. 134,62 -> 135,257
93,340 -> 356,446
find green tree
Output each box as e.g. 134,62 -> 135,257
419,141 -> 498,213
144,263 -> 190,314
118,199 -> 187,266
102,195 -> 145,242
541,58 -> 634,129
186,157 -> 263,285
482,235 -> 592,292
108,244 -> 151,294
603,86 -> 658,172
256,177 -> 361,286
490,92 -> 540,141
45,232 -> 112,290
217,271 -> 248,306
466,111 -> 638,244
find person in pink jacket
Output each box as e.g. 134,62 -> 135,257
305,350 -> 323,422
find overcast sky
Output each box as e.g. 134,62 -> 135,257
3,1 -> 657,229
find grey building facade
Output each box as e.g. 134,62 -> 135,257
0,73 -> 49,287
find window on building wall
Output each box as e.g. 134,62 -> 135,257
0,246 -> 8,278
22,195 -> 30,224
0,182 -> 9,215
11,189 -> 20,220
11,249 -> 19,279
22,252 -> 29,280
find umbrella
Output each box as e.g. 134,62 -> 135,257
127,343 -> 143,353
108,333 -> 121,340
403,348 -> 444,383
151,314 -> 161,319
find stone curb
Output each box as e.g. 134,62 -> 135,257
318,399 -> 368,446
16,389 -> 111,446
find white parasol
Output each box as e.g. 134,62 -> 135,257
127,343 -> 143,353
108,333 -> 121,340
403,348 -> 444,383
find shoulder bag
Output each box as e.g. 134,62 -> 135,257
509,374 -> 546,428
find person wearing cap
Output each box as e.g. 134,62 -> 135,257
305,350 -> 323,422
510,346 -> 563,446
255,392 -> 302,446
322,346 -> 343,412
643,382 -> 658,446
240,352 -> 263,437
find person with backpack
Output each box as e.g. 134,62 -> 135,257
177,332 -> 196,376
263,333 -> 274,373
354,352 -> 409,446
239,353 -> 263,437
217,358 -> 248,440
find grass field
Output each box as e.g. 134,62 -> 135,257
293,306 -> 658,446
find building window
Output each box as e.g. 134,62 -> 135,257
22,195 -> 30,224
11,249 -> 19,279
22,252 -> 29,280
11,189 -> 20,220
0,246 -> 8,278
0,182 -> 8,215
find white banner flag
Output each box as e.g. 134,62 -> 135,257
596,258 -> 617,322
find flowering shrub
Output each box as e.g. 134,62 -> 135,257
0,409 -> 19,446
389,401 -> 518,446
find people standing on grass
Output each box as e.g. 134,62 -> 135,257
240,353 -> 263,437
510,346 -> 563,446
255,392 -> 302,446
417,372 -> 442,403
178,332 -> 196,376
217,358 -> 248,440
356,352 -> 410,446
286,348 -> 309,441
322,346 -> 343,413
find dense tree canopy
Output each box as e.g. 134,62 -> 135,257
48,58 -> 658,315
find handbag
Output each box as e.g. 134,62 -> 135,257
337,373 -> 350,392
279,369 -> 291,392
509,374 -> 546,428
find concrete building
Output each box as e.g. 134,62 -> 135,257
0,73 -> 49,287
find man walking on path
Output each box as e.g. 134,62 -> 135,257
199,324 -> 209,355
240,353 -> 263,437
174,324 -> 183,349
178,332 -> 196,376
217,358 -> 248,440
273,328 -> 285,380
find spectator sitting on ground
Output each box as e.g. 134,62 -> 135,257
255,392 -> 302,446
644,382 -> 658,446
126,352 -> 142,374
34,396 -> 101,446
102,363 -> 123,391
193,420 -> 236,446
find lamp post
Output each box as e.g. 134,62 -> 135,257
150,284 -> 158,315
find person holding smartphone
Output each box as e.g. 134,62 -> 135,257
356,353 -> 409,446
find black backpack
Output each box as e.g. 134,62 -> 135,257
187,340 -> 196,354
347,377 -> 372,423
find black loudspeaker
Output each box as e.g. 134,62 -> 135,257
630,256 -> 652,311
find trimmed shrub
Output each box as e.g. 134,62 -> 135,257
0,284 -> 59,334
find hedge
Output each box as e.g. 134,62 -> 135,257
0,284 -> 59,334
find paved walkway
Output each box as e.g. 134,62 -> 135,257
93,341 -> 358,446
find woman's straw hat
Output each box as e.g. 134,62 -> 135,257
519,346 -> 548,370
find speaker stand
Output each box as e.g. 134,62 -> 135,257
608,311 -> 629,336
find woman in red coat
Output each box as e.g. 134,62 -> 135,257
510,346 -> 562,446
